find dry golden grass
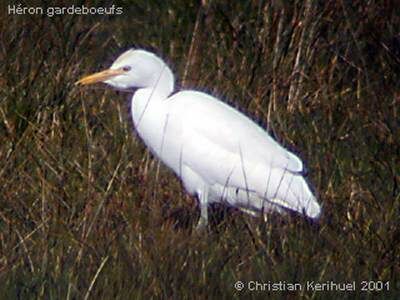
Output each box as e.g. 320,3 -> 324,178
0,1 -> 399,299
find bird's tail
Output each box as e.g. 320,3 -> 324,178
263,168 -> 321,219
214,166 -> 321,219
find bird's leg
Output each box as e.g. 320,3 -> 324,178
196,203 -> 208,230
196,189 -> 209,230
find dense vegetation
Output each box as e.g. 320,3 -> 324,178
0,1 -> 399,298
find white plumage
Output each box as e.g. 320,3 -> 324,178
77,49 -> 321,228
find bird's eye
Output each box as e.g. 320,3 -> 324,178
122,66 -> 131,72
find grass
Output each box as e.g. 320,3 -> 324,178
0,0 -> 399,299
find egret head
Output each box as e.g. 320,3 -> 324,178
76,49 -> 174,95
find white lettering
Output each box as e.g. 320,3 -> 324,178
8,4 -> 43,15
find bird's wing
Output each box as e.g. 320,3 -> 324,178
166,91 -> 320,218
169,90 -> 303,174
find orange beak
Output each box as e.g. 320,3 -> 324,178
75,68 -> 125,85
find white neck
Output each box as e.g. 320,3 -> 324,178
149,63 -> 175,98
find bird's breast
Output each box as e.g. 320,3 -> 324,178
131,89 -> 185,175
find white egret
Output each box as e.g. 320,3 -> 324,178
76,49 -> 321,228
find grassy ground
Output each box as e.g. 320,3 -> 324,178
0,0 -> 399,299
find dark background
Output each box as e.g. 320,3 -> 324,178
0,0 -> 399,298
